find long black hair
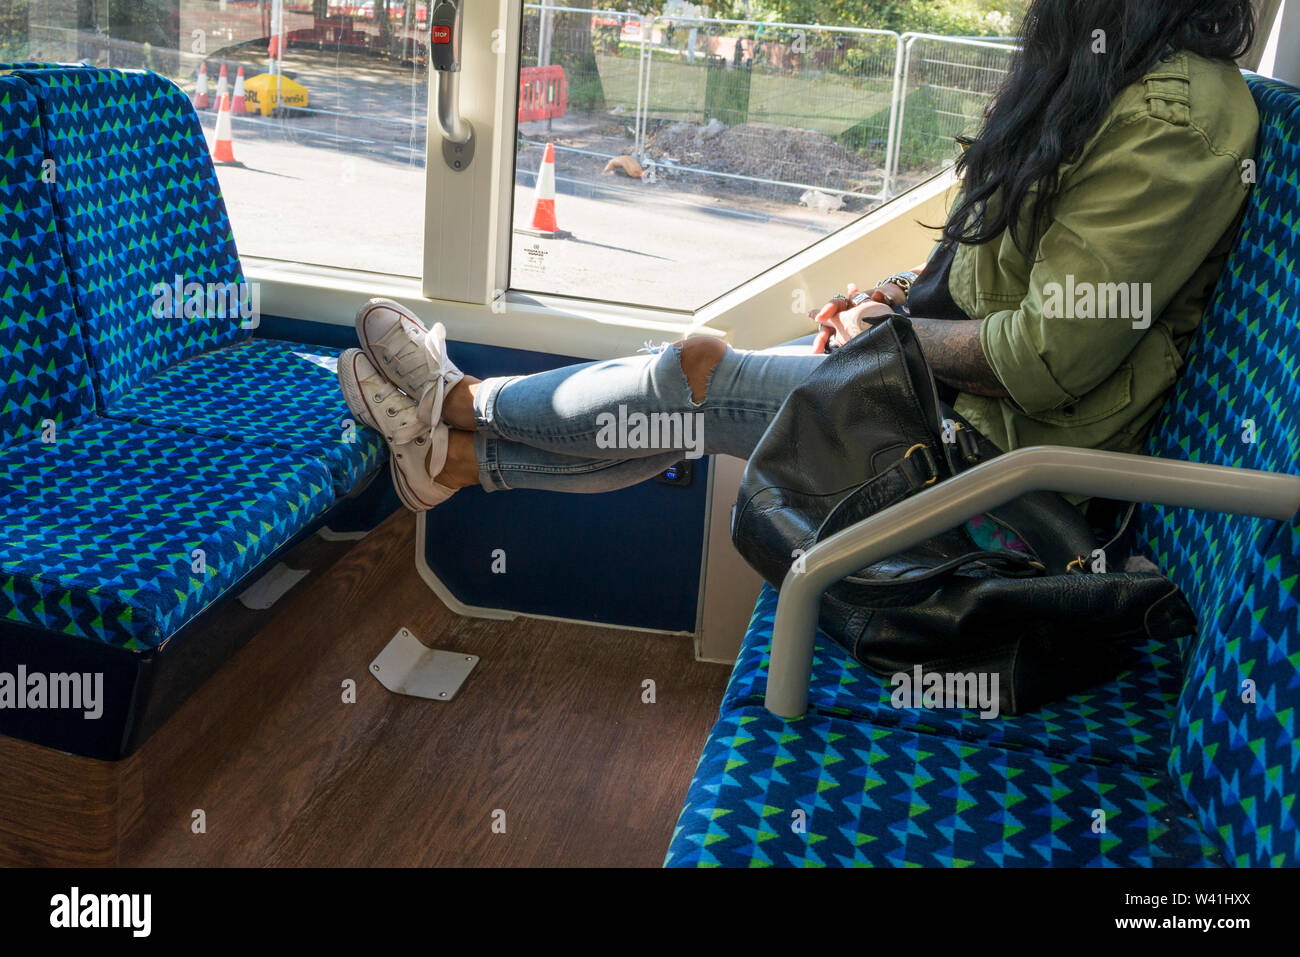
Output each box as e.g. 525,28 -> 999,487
944,0 -> 1256,256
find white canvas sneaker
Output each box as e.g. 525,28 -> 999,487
337,348 -> 456,512
355,298 -> 464,427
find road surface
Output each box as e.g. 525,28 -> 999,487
198,50 -> 873,310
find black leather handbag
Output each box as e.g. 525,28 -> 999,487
731,315 -> 1195,715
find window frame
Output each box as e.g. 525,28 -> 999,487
244,0 -> 960,357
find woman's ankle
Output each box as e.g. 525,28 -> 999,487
428,428 -> 479,489
442,377 -> 481,431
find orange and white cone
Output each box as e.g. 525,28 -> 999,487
194,61 -> 210,109
232,65 -> 247,114
211,94 -> 243,166
215,63 -> 229,106
520,143 -> 569,238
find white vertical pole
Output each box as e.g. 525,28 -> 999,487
268,0 -> 282,74
272,0 -> 285,105
888,34 -> 917,199
538,1 -> 554,68
633,14 -> 646,157
881,32 -> 904,200
635,14 -> 652,158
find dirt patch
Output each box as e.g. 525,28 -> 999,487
647,119 -> 878,194
519,113 -> 932,218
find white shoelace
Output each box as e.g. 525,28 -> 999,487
418,324 -> 454,423
375,320 -> 461,430
384,322 -> 454,378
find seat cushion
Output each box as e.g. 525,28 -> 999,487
104,338 -> 386,494
0,74 -> 97,449
10,66 -> 247,406
665,707 -> 1222,867
722,585 -> 1181,772
0,418 -> 334,650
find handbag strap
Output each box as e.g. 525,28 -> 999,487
829,548 -> 1045,608
816,442 -> 940,543
1065,501 -> 1139,572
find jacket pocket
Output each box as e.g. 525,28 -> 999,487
1020,362 -> 1135,428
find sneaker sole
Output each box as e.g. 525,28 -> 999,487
390,453 -> 454,512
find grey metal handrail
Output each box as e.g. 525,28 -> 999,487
765,446 -> 1300,718
436,70 -> 473,145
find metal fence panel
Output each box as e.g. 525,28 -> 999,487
518,6 -> 1021,213
521,5 -> 646,115
636,17 -> 901,203
887,34 -> 1018,196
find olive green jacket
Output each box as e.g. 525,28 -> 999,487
947,51 -> 1259,455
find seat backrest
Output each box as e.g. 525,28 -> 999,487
1134,73 -> 1300,865
0,74 -> 96,449
8,66 -> 248,407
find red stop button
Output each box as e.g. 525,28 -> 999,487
432,26 -> 450,43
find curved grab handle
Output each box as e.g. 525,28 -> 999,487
436,71 -> 473,145
764,446 -> 1300,719
431,0 -> 474,168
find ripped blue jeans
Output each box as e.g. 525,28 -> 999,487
472,340 -> 826,492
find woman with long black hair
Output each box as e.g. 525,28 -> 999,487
339,0 -> 1259,512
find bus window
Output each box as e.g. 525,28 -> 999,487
511,3 -> 1020,310
17,0 -> 431,277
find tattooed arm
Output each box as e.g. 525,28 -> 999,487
910,317 -> 1010,398
819,301 -> 1010,399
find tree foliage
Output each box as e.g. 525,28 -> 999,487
0,0 -> 31,60
573,1 -> 1024,36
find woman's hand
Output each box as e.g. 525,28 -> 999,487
812,283 -> 896,352
871,281 -> 907,308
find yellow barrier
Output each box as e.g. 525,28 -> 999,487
242,73 -> 309,116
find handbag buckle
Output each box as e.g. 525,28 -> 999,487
903,443 -> 939,487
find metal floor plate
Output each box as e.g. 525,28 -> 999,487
370,627 -> 479,701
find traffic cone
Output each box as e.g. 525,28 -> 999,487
231,65 -> 247,114
194,61 -> 210,109
520,143 -> 569,238
215,63 -> 229,106
211,94 -> 242,167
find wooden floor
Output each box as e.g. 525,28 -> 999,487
110,511 -> 732,867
